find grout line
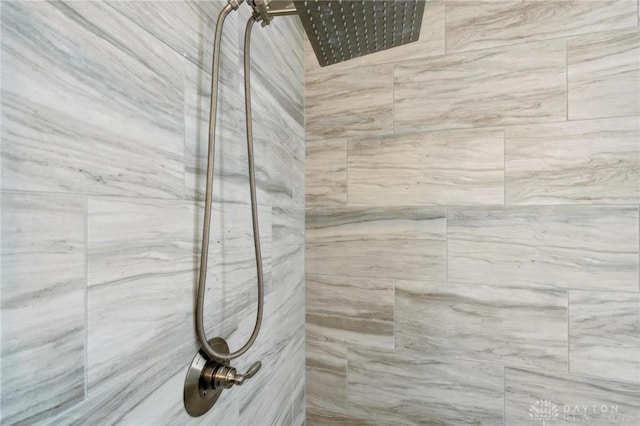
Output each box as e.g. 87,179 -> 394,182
335,114 -> 640,145
503,127 -> 507,206
391,64 -> 396,135
445,207 -> 449,282
305,272 -> 640,295
345,345 -> 349,414
393,280 -> 397,351
565,38 -> 569,121
345,139 -> 349,208
567,291 -> 571,374
434,25 -> 639,60
503,365 -> 506,426
443,0 -> 448,55
83,195 -> 89,400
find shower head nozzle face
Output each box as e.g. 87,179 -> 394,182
295,0 -> 426,67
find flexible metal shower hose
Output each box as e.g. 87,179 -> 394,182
196,6 -> 263,361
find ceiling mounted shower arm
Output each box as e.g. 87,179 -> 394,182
248,0 -> 296,26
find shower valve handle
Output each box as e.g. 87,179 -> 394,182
232,361 -> 261,386
209,360 -> 262,390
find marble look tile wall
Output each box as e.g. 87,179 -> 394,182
306,207 -> 445,281
505,117 -> 640,204
396,280 -> 568,370
445,0 -> 637,54
1,193 -> 86,425
347,128 -> 504,206
447,206 -> 639,291
569,291 -> 640,382
305,1 -> 640,425
393,39 -> 567,132
1,1 -> 304,425
568,29 -> 640,120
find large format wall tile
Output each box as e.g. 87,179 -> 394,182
87,198 -> 270,396
506,117 -> 640,204
306,139 -> 347,209
183,55 -> 248,204
304,1 -> 445,73
1,193 -> 85,424
448,206 -> 639,291
1,2 -> 185,197
446,0 -> 637,54
505,368 -> 640,425
306,336 -> 347,413
348,128 -> 504,206
394,39 -> 566,132
115,357 -> 240,426
396,280 -> 567,371
348,348 -> 504,425
39,341 -> 209,426
568,29 -> 640,120
106,0 -> 231,74
306,64 -> 393,140
232,283 -> 304,426
569,291 -> 640,383
306,208 -> 446,281
87,198 -> 203,396
306,274 -> 394,349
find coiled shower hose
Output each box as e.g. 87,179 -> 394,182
196,5 -> 262,361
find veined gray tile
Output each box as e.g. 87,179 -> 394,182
291,136 -> 305,210
183,50 -> 248,204
106,0 -> 233,74
448,206 -> 639,291
306,208 -> 446,281
1,193 -> 85,425
306,406 -> 372,426
41,340 -> 220,426
273,203 -> 304,251
568,29 -> 640,120
305,335 -> 347,413
570,290 -> 640,383
348,128 -> 504,206
306,139 -> 347,209
1,1 -> 184,197
506,117 -> 640,204
291,327 -> 306,426
446,0 -> 637,54
306,63 -> 393,140
505,368 -> 640,425
87,198 -> 270,395
232,286 -> 303,426
394,39 -> 566,132
304,1 -> 445,73
396,280 -> 567,370
348,348 -> 504,425
116,350 -> 239,426
306,274 -> 394,349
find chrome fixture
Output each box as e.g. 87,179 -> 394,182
185,0 -> 426,417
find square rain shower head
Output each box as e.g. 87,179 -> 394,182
294,0 -> 426,67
